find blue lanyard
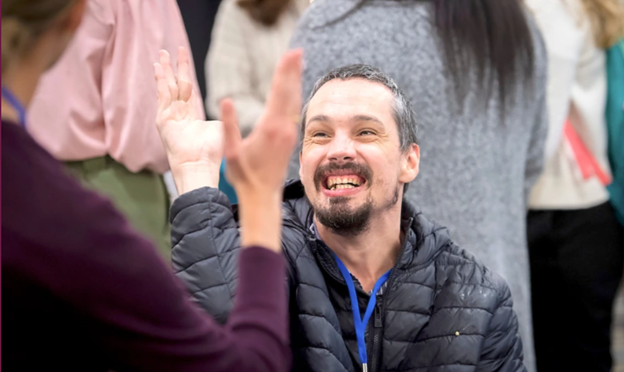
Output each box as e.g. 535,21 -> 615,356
1,86 -> 27,129
334,254 -> 391,372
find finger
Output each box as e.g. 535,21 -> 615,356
159,50 -> 179,101
154,63 -> 171,113
221,99 -> 242,162
176,46 -> 193,102
263,49 -> 303,130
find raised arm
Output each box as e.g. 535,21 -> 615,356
155,46 -> 301,319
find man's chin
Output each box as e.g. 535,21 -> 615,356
313,195 -> 374,237
328,195 -> 353,206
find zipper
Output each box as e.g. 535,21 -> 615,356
374,300 -> 383,328
313,239 -> 370,296
311,217 -> 414,372
368,219 -> 413,372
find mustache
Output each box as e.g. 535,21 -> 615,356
313,162 -> 373,191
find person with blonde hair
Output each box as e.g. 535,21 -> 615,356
525,0 -> 624,370
1,0 -> 303,370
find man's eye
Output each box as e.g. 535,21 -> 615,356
359,130 -> 375,136
312,132 -> 328,138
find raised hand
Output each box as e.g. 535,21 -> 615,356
220,49 -> 303,252
221,49 -> 303,197
154,47 -> 222,192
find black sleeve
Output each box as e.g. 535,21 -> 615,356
476,277 -> 527,372
170,187 -> 242,324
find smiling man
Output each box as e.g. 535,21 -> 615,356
169,65 -> 526,372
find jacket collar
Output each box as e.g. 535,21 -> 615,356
282,179 -> 453,271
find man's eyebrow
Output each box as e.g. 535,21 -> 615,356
306,114 -> 331,124
306,114 -> 384,125
351,115 -> 383,125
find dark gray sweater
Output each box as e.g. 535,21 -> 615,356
288,1 -> 548,370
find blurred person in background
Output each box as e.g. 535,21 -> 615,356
207,0 -> 308,137
524,0 -> 624,370
1,0 -> 303,369
286,1 -> 548,370
207,0 -> 308,203
26,0 -> 204,258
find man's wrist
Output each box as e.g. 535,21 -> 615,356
237,191 -> 283,253
171,163 -> 220,194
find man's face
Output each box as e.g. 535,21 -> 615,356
299,78 -> 419,236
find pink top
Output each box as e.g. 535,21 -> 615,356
28,0 -> 204,174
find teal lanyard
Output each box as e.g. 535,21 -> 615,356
1,86 -> 27,129
334,254 -> 391,372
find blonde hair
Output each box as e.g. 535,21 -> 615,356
1,0 -> 76,75
580,0 -> 624,48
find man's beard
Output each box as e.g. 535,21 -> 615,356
313,185 -> 400,237
315,195 -> 374,237
310,161 -> 401,236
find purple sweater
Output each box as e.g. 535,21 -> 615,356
1,120 -> 290,372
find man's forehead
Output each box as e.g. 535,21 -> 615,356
311,78 -> 394,103
306,78 -> 395,120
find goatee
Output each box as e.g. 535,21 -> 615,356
313,185 -> 400,237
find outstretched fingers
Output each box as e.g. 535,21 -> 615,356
154,62 -> 171,116
159,50 -> 179,101
176,46 -> 194,102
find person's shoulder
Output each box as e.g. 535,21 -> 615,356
295,0 -> 361,30
216,0 -> 254,22
2,126 -> 158,299
2,125 -> 137,256
433,242 -> 513,308
280,180 -> 311,256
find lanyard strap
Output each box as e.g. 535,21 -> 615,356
334,254 -> 391,372
1,86 -> 27,129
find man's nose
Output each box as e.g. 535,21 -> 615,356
326,133 -> 356,162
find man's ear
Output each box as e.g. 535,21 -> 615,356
399,144 -> 419,184
299,151 -> 304,180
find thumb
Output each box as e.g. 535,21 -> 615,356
221,98 -> 242,164
262,49 -> 303,130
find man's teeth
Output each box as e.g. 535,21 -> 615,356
327,176 -> 362,190
331,184 -> 356,190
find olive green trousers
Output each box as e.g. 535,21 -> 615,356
65,156 -> 171,259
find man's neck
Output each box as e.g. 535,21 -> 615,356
316,205 -> 403,293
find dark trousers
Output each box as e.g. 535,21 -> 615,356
528,202 -> 624,372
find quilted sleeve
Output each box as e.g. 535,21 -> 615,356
170,187 -> 242,325
476,276 -> 527,372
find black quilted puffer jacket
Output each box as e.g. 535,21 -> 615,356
171,181 -> 526,372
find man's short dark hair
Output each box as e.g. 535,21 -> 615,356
300,64 -> 419,192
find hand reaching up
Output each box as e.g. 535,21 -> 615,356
155,47 -> 303,252
154,47 -> 222,192
220,50 -> 302,252
220,49 -> 303,198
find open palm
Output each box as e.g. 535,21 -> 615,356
155,47 -> 302,198
154,48 -> 223,177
